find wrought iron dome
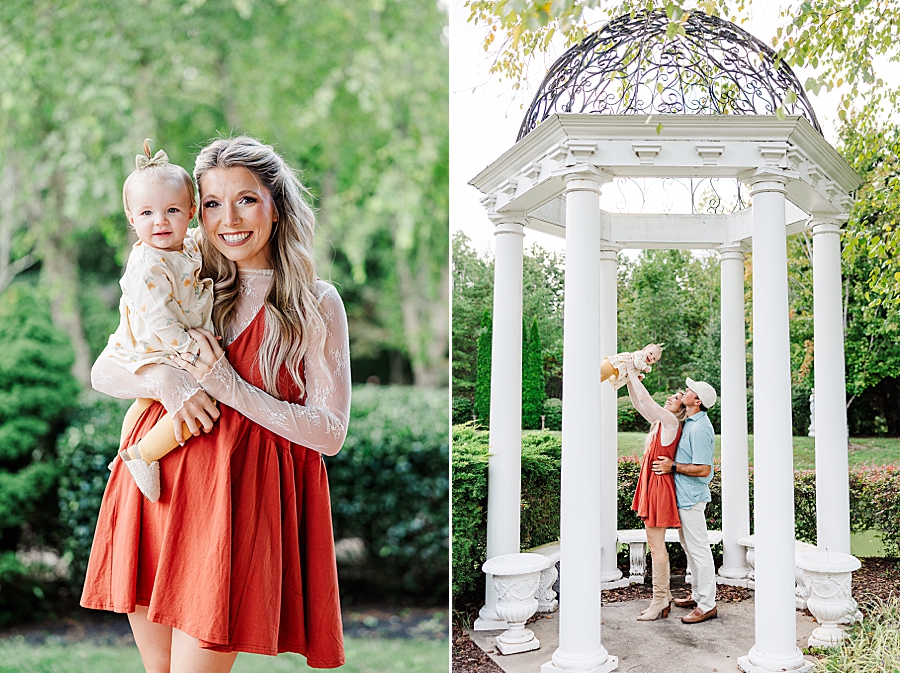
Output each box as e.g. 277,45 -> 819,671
518,10 -> 822,141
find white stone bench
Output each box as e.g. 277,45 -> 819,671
526,528 -> 726,612
618,528 -> 724,584
736,534 -> 818,609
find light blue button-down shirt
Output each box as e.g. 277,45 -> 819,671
673,410 -> 715,509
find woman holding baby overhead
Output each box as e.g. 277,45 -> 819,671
604,345 -> 684,621
83,137 -> 349,671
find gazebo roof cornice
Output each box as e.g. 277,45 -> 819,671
469,114 -> 861,216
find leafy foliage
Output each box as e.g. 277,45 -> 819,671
522,319 -> 546,429
0,0 -> 448,386
474,311 -> 493,423
58,386 -> 449,603
0,285 -> 78,621
57,396 -> 132,586
542,398 -> 562,431
327,385 -> 449,601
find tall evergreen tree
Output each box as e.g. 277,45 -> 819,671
474,310 -> 493,423
522,318 -> 546,429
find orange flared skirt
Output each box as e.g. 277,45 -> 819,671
631,424 -> 682,529
81,310 -> 344,667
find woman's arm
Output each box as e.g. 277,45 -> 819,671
184,283 -> 351,456
624,364 -> 677,436
92,348 -> 220,443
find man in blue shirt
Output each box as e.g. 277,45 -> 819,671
652,377 -> 718,624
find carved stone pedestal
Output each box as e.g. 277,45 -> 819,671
482,553 -> 551,655
796,552 -> 861,648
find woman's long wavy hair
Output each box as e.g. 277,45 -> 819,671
644,394 -> 688,453
193,136 -> 327,400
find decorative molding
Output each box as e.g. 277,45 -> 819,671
696,143 -> 725,165
632,142 -> 662,164
758,142 -> 791,167
567,138 -> 599,163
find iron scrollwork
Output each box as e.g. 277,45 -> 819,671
518,10 -> 822,141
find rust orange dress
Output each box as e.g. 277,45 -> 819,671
81,307 -> 345,667
631,424 -> 682,528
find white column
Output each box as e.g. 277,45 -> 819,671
543,172 -> 617,673
717,246 -> 752,581
738,174 -> 812,673
811,217 -> 851,554
475,215 -> 525,630
599,244 -> 625,586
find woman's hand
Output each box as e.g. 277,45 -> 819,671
172,388 -> 220,444
174,328 -> 224,381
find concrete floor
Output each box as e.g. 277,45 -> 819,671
468,597 -> 820,673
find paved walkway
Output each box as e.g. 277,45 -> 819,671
468,598 -> 820,673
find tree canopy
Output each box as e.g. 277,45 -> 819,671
0,0 -> 448,386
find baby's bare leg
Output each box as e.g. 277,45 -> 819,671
132,413 -> 190,463
120,399 -> 155,447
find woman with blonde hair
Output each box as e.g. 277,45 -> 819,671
624,361 -> 686,621
83,136 -> 349,672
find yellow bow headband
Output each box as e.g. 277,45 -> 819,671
135,139 -> 169,169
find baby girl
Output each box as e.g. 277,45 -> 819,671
105,140 -> 215,502
601,343 -> 663,390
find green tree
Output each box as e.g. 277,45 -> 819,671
522,318 -> 546,429
452,232 -> 494,399
0,0 -> 448,386
474,310 -> 493,422
0,285 -> 79,619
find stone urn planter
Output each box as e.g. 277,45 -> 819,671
795,551 -> 861,647
482,553 -> 550,654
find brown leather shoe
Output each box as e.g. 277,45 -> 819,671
681,606 -> 717,624
673,597 -> 697,609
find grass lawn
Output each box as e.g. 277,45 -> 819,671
0,637 -> 449,673
526,431 -> 900,471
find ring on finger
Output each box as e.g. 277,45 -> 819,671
189,352 -> 199,366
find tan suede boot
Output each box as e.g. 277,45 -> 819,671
637,557 -> 671,621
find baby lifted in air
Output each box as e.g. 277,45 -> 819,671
600,343 -> 663,390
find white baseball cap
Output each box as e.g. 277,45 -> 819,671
685,378 -> 717,409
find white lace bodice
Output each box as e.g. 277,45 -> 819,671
91,271 -> 351,455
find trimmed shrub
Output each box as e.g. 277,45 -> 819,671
58,386 -> 448,603
452,396 -> 473,425
57,395 -> 132,585
328,385 -> 449,601
0,285 -> 79,623
451,425 -> 900,601
522,320 -> 546,430
617,392 -> 670,432
543,398 -> 562,431
474,311 -> 492,423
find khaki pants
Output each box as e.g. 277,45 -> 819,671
678,501 -> 716,612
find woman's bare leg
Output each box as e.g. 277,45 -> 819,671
171,628 -> 238,673
645,526 -> 668,562
128,605 -> 173,673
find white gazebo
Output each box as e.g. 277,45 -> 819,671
469,11 -> 861,673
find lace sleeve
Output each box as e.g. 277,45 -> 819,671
624,366 -> 678,441
197,283 -> 351,456
91,345 -> 202,414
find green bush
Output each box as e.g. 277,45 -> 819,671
543,398 -> 562,431
328,385 -> 449,602
451,425 -> 900,601
791,383 -> 813,437
57,395 -> 132,586
617,392 -> 670,432
452,396 -> 473,425
57,386 -> 449,603
0,285 -> 79,623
